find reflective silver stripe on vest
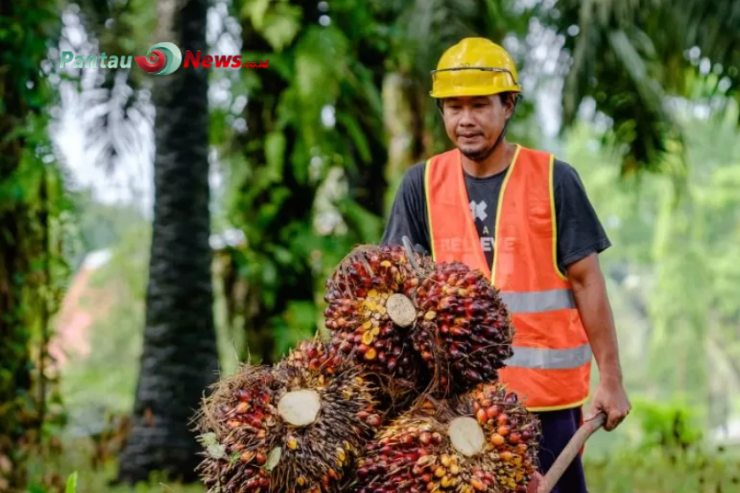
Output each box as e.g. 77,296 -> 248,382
500,289 -> 576,313
505,344 -> 592,370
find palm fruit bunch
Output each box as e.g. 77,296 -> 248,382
323,243 -> 515,394
194,340 -> 384,493
324,244 -> 425,384
351,382 -> 541,493
412,261 -> 515,393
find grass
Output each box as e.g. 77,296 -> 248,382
25,430 -> 205,493
581,398 -> 740,492
584,445 -> 740,493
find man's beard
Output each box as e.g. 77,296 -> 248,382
458,125 -> 508,162
459,140 -> 497,162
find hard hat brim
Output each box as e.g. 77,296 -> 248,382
429,86 -> 521,98
429,67 -> 521,99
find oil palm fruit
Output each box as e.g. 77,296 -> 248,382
353,382 -> 541,493
194,341 -> 383,493
324,244 -> 514,394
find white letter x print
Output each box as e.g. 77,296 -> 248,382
469,200 -> 488,222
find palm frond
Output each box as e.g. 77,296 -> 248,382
549,0 -> 740,175
71,0 -> 157,174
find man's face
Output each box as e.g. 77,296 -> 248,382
441,94 -> 513,161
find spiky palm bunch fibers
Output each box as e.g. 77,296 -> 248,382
194,341 -> 384,493
323,244 -> 515,394
353,383 -> 541,493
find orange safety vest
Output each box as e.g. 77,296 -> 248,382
424,144 -> 592,411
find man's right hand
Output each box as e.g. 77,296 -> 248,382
527,472 -> 543,493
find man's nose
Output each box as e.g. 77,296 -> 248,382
458,107 -> 475,125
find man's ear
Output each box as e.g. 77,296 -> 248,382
502,93 -> 515,118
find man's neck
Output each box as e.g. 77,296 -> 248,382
461,141 -> 516,178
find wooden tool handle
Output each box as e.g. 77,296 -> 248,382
537,413 -> 606,493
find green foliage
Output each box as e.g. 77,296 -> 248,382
26,436 -> 206,493
563,104 -> 740,436
631,398 -> 705,451
0,1 -> 68,490
63,190 -> 149,268
65,471 -> 78,493
60,223 -> 151,422
272,300 -> 317,356
584,401 -> 740,492
241,0 -> 303,51
545,0 -> 740,176
584,444 -> 740,492
214,0 -> 395,363
72,0 -> 159,167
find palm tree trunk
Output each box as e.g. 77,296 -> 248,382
116,0 -> 219,483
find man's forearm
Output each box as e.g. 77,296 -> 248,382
569,256 -> 623,383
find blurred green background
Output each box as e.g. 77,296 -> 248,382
2,0 -> 740,492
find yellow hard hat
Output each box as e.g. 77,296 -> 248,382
430,37 -> 522,98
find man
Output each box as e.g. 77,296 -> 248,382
380,37 -> 631,493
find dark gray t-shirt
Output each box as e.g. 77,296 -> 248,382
380,159 -> 611,273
